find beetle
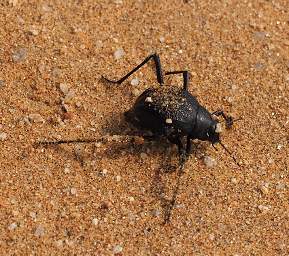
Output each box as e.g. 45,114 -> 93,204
102,53 -> 238,165
39,53 -> 239,223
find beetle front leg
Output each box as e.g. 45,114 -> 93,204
212,110 -> 234,129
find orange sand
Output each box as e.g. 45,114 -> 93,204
0,1 -> 288,255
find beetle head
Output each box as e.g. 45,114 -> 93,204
207,122 -> 221,144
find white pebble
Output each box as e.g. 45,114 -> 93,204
70,187 -> 77,195
130,77 -> 139,86
128,196 -> 135,202
145,97 -> 153,103
12,48 -> 27,62
113,245 -> 123,254
64,89 -> 75,102
132,88 -> 140,96
92,218 -> 99,226
215,123 -> 222,133
34,225 -> 45,237
28,27 -> 39,36
101,169 -> 108,176
259,183 -> 269,194
55,240 -> 63,247
231,177 -> 238,184
165,118 -> 172,124
29,212 -> 37,219
159,36 -> 165,43
8,0 -> 18,6
116,175 -> 121,182
28,113 -> 45,123
59,83 -> 70,95
114,48 -> 125,60
203,156 -> 217,168
0,132 -> 7,141
140,152 -> 147,159
64,167 -> 70,174
8,223 -> 17,231
258,205 -> 270,213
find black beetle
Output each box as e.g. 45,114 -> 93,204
38,53 -> 239,223
102,53 -> 238,165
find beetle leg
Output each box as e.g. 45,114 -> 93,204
211,110 -> 234,129
186,136 -> 192,155
102,53 -> 164,85
164,71 -> 190,91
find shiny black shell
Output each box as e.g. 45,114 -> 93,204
125,86 -> 218,142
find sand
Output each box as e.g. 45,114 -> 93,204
0,0 -> 288,255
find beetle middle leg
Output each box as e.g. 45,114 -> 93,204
165,71 -> 190,91
102,53 -> 164,85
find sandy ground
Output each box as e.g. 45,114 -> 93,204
0,0 -> 288,255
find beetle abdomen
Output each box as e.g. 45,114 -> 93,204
127,86 -> 200,135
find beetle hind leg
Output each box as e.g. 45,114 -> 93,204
102,53 -> 164,85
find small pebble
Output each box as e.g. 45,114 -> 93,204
114,48 -> 125,60
258,205 -> 270,213
0,132 -> 7,141
159,36 -> 165,43
130,77 -> 139,86
55,240 -> 63,247
8,0 -> 18,6
165,118 -> 172,124
28,27 -> 39,36
113,244 -> 123,254
132,88 -> 140,96
0,80 -> 4,88
128,196 -> 135,202
215,123 -> 222,133
63,90 -> 75,102
28,113 -> 45,123
59,83 -> 70,95
116,175 -> 121,182
8,223 -> 17,231
276,144 -> 282,150
145,97 -> 153,103
231,177 -> 238,184
34,225 -> 45,237
100,169 -> 108,176
140,152 -> 147,159
209,233 -> 215,241
29,212 -> 37,219
276,182 -> 285,190
259,183 -> 269,194
64,167 -> 70,174
151,209 -> 161,217
203,156 -> 217,168
12,48 -> 28,62
70,187 -> 77,195
92,218 -> 99,226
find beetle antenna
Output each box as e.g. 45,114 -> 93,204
219,141 -> 240,167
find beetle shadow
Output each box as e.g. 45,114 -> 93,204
149,141 -> 208,224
